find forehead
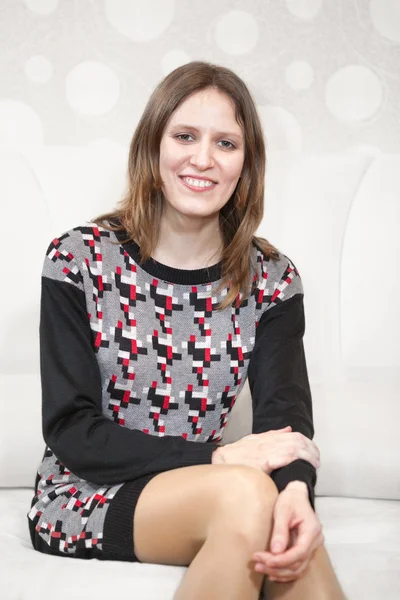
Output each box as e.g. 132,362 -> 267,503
168,89 -> 241,130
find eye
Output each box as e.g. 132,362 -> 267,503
174,134 -> 236,149
176,133 -> 193,142
218,140 -> 236,149
176,133 -> 192,142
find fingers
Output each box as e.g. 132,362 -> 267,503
293,432 -> 320,462
254,557 -> 303,574
255,530 -> 325,583
253,552 -> 310,582
294,435 -> 320,468
256,526 -> 317,568
302,437 -> 320,464
257,543 -> 308,569
253,544 -> 311,582
266,560 -> 310,583
260,533 -> 324,582
269,560 -> 308,580
296,448 -> 321,469
266,429 -> 321,470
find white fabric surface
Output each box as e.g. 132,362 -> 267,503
1,489 -> 399,600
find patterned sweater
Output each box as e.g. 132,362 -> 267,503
27,221 -> 317,556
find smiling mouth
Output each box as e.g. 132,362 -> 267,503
179,176 -> 218,190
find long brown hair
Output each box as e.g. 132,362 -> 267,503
91,61 -> 280,310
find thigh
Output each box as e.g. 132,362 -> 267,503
133,463 -> 278,566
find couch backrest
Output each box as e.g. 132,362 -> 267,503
1,147 -> 399,500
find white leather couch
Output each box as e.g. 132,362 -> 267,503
1,147 -> 399,600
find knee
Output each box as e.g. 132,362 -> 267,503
232,465 -> 279,507
213,465 -> 279,533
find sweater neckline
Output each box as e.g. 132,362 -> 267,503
112,224 -> 224,286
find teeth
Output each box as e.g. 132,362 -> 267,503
182,177 -> 214,188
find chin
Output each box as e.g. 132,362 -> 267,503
164,198 -> 219,218
178,207 -> 217,219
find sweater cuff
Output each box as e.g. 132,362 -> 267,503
180,441 -> 219,466
270,459 -> 317,511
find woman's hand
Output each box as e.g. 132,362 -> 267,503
212,426 -> 320,474
252,482 -> 324,583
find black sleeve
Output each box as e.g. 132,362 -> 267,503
40,276 -> 218,486
247,293 -> 317,510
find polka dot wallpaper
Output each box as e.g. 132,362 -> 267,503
2,0 -> 399,153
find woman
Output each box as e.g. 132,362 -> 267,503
27,61 -> 346,599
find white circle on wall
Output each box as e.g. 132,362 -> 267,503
25,55 -> 53,83
285,60 -> 314,90
65,61 -> 120,116
214,10 -> 259,55
286,0 -> 323,20
0,100 -> 44,147
370,0 -> 400,44
25,0 -> 58,15
258,105 -> 302,152
105,0 -> 175,42
161,50 -> 191,76
325,65 -> 383,122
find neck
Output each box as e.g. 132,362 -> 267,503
152,210 -> 223,270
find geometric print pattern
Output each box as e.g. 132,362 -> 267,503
28,448 -> 122,555
29,222 -> 303,556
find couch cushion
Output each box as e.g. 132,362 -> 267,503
1,488 -> 186,598
2,489 -> 399,599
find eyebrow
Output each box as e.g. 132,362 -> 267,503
170,123 -> 243,141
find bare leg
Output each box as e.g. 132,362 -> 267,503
174,528 -> 267,600
264,544 -> 347,600
133,464 -> 278,600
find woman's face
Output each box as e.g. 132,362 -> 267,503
159,88 -> 245,221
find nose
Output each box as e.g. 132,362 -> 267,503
189,139 -> 215,170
